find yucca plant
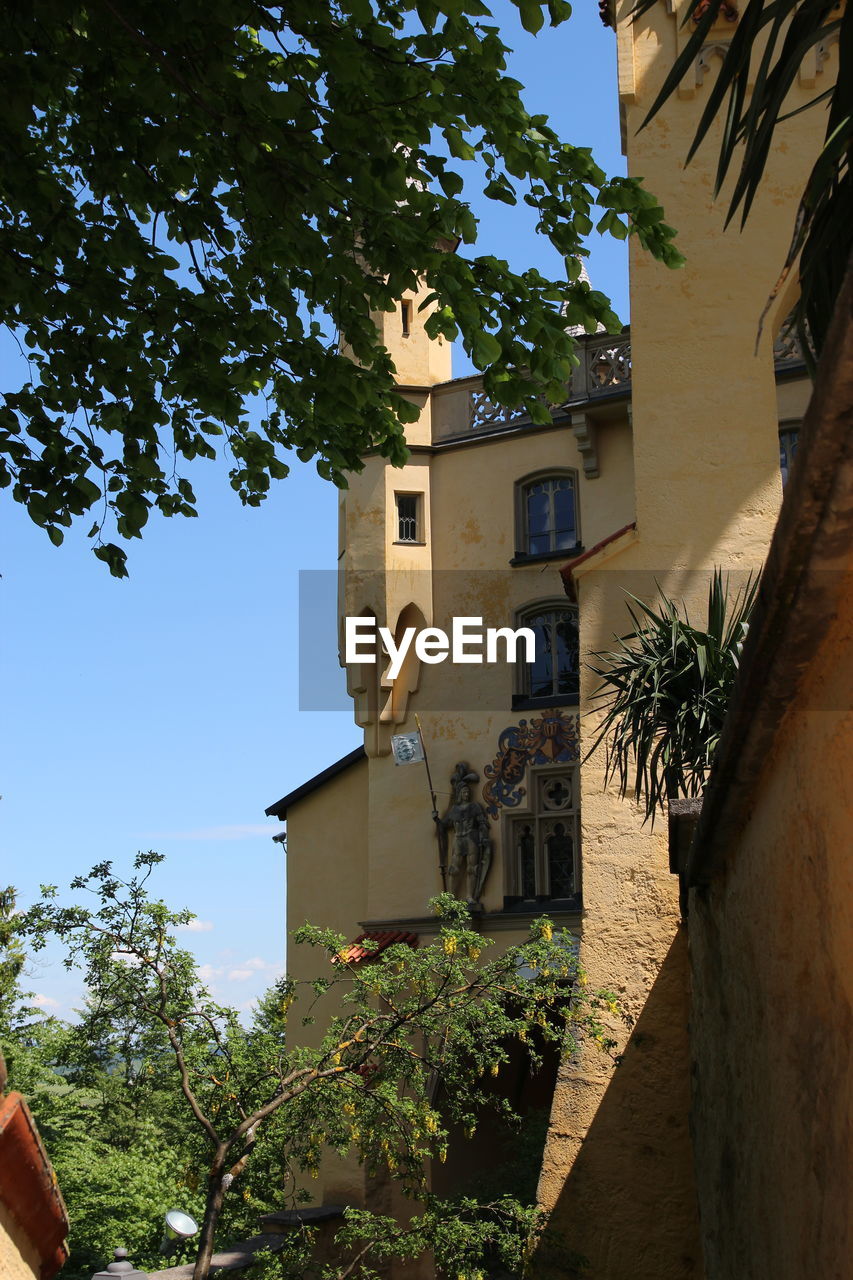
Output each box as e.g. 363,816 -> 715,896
587,571 -> 758,824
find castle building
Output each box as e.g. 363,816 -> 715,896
266,0 -> 835,1272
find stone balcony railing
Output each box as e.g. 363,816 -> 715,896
430,325 -> 808,442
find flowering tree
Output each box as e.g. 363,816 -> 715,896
21,853 -> 613,1279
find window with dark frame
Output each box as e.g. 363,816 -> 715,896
507,768 -> 580,906
780,425 -> 799,487
401,299 -> 412,337
518,473 -> 579,557
516,603 -> 580,704
396,493 -> 421,543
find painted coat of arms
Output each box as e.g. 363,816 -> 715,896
482,710 -> 580,818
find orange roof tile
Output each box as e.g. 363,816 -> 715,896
338,929 -> 419,965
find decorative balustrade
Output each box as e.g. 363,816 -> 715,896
465,332 -> 633,432
568,332 -> 632,402
457,325 -> 806,434
469,388 -> 521,432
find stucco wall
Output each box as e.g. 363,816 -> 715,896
532,0 -> 832,1272
534,563 -> 703,1278
0,1205 -> 41,1280
286,756 -> 370,968
687,574 -> 853,1280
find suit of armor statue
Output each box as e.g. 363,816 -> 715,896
436,763 -> 492,908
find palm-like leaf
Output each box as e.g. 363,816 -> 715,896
587,571 -> 758,824
632,0 -> 852,366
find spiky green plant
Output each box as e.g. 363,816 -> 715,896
587,571 -> 758,825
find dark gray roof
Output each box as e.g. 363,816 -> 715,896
265,746 -> 366,820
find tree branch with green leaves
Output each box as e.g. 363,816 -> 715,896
20,852 -> 615,1280
1,0 -> 683,574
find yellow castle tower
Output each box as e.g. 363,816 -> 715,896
266,6 -> 827,1265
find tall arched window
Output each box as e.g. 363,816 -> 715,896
514,601 -> 580,707
515,471 -> 580,560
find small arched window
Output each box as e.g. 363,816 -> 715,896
515,471 -> 579,560
514,601 -> 580,708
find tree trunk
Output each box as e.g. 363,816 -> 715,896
192,1155 -> 228,1280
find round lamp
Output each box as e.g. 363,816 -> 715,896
160,1208 -> 199,1255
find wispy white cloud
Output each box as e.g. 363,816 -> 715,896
197,963 -> 220,983
227,956 -> 283,983
178,919 -> 214,933
31,993 -> 59,1009
142,825 -> 282,842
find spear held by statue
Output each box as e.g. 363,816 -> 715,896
414,715 -> 448,891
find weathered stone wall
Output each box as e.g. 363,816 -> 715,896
688,578 -> 853,1280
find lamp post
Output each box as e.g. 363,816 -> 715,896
91,1249 -> 149,1280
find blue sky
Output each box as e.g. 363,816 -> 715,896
2,1 -> 631,1018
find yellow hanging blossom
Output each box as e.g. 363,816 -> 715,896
443,935 -> 457,956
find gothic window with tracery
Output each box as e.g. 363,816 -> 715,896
507,768 -> 580,906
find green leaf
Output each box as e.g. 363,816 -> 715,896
518,0 -> 546,33
439,171 -> 465,198
471,331 -> 503,368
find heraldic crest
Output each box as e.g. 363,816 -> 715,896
482,710 -> 580,819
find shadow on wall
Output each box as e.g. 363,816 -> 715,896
533,930 -> 702,1280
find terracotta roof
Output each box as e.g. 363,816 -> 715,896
0,1091 -> 69,1278
560,522 -> 637,598
338,929 -> 419,965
